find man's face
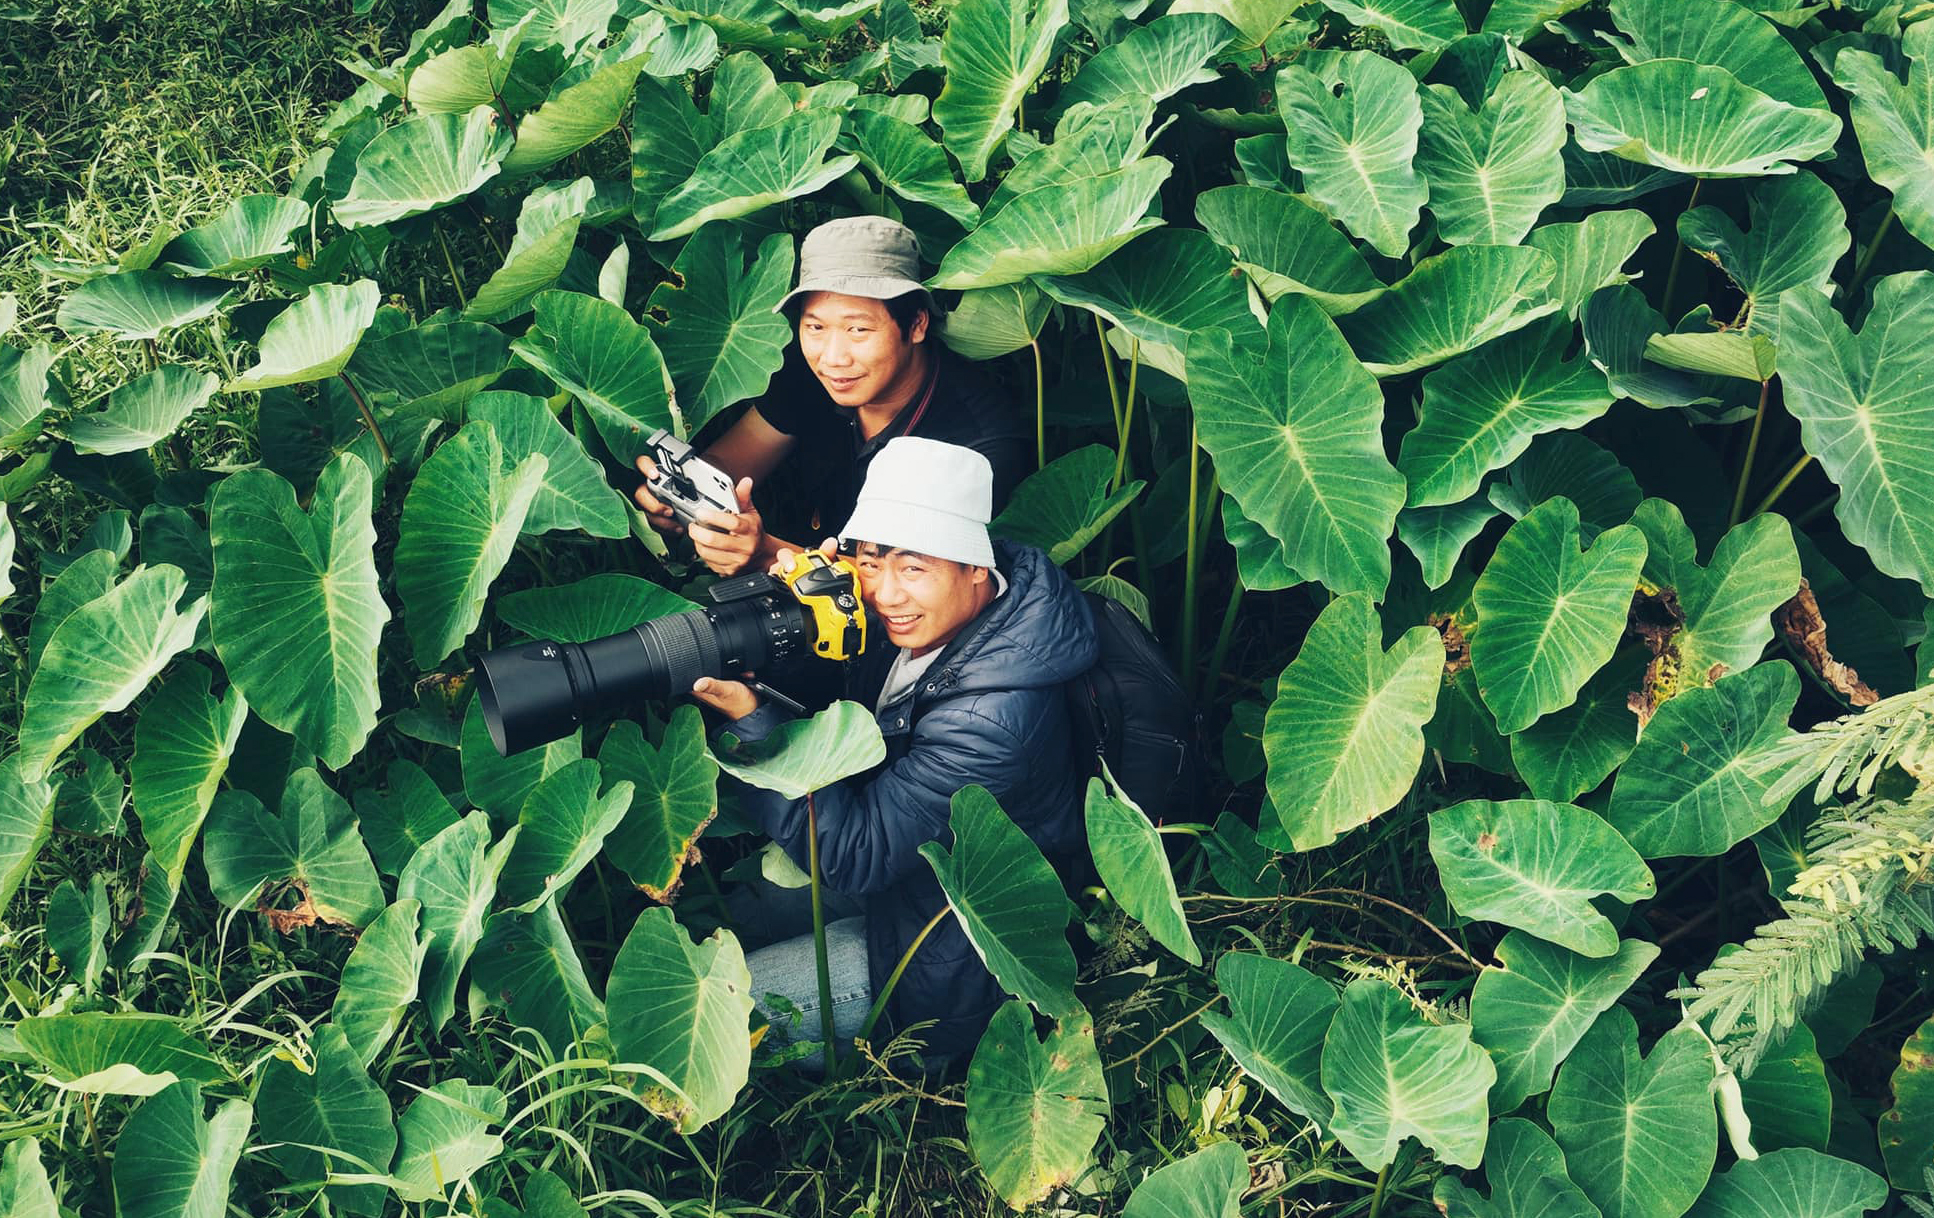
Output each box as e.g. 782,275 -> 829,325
852,544 -> 989,657
797,291 -> 928,408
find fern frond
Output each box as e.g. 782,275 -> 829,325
1753,681 -> 1934,807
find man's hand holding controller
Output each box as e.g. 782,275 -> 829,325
632,430 -> 781,577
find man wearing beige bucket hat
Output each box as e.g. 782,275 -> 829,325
634,215 -> 1030,577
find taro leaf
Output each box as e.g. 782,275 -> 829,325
919,784 -> 1079,1018
1471,931 -> 1660,1113
1036,229 -> 1252,381
341,0 -> 473,96
350,321 -> 510,420
15,1012 -> 227,1095
224,280 -> 382,392
1263,592 -> 1441,851
1198,951 -> 1337,1124
1603,0 -> 1825,111
1337,244 -> 1559,377
0,342 -> 56,439
398,811 -> 521,1032
55,272 -> 232,341
654,0 -> 807,53
1630,498 -> 1801,700
510,290 -> 675,459
500,759 -> 632,911
605,905 -> 754,1133
1607,661 -> 1800,858
644,226 -> 794,431
395,420 -> 546,667
409,15 -> 534,113
1186,297 -> 1405,597
1739,1020 -> 1830,1153
1055,13 -> 1234,113
255,1024 -> 395,1215
46,874 -> 109,991
113,1080 -> 249,1218
1433,1117 -> 1600,1218
1778,274 -> 1934,595
1581,283 -> 1727,413
472,903 -> 606,1053
470,391 -> 629,538
1321,978 -> 1496,1170
17,565 -> 205,781
1428,798 -> 1654,956
990,444 -> 1143,564
932,0 -> 1070,182
1170,0 -> 1300,49
1398,319 -> 1613,509
466,177 -> 595,322
28,551 -> 118,676
497,572 -> 695,642
1561,60 -> 1840,177
1834,25 -> 1934,254
461,696 -> 582,819
332,898 -> 427,1067
1222,494 -> 1303,592
928,159 -> 1170,290
333,106 -> 513,229
1194,184 -> 1384,314
600,708 -> 718,900
777,0 -> 880,37
1879,1012 -> 1934,1187
129,663 -> 247,888
1526,210 -> 1658,319
984,96 -> 1157,221
1549,1011 -> 1716,1218
354,760 -> 461,877
1416,72 -> 1566,247
0,1139 -> 57,1218
713,700 -> 886,798
55,747 -> 125,836
1314,0 -> 1462,50
842,110 -> 980,230
1561,144 -> 1683,207
108,854 -> 174,975
210,455 -> 387,769
489,0 -> 617,57
1645,330 -> 1777,382
1678,172 -> 1845,341
630,75 -> 715,237
138,506 -> 212,606
501,26 -> 658,177
391,1080 -> 507,1203
1398,499 -> 1499,590
1470,496 -> 1648,734
938,282 -> 1051,359
60,366 -> 216,458
1084,775 -> 1198,964
965,1001 -> 1109,1209
650,111 -> 858,241
154,195 -> 312,276
1079,573 -> 1153,630
1509,647 -> 1646,802
1687,1149 -> 1887,1218
1120,1140 -> 1246,1218
202,771 -> 385,929
1275,50 -> 1427,257
599,239 -> 630,306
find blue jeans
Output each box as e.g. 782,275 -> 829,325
744,915 -> 872,1074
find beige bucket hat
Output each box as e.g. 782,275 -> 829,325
776,216 -> 937,313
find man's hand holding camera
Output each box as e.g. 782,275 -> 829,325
686,541 -> 840,721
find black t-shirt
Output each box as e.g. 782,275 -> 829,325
750,343 -> 1032,544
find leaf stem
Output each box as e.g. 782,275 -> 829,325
1096,317 -> 1123,437
856,904 -> 949,1048
1205,579 -> 1243,701
1368,1161 -> 1393,1218
435,220 -> 468,310
1110,338 -> 1139,494
142,336 -> 159,371
807,791 -> 838,1071
1845,205 -> 1894,300
1752,452 -> 1815,519
1031,338 -> 1045,469
1179,421 -> 1202,697
336,370 -> 392,465
1111,993 -> 1222,1068
1660,177 -> 1704,320
1728,377 -> 1772,527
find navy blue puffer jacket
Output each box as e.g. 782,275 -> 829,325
726,541 -> 1098,1059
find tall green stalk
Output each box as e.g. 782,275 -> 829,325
1729,377 -> 1772,527
1660,177 -> 1704,319
1178,422 -> 1203,695
1110,339 -> 1140,493
1031,338 -> 1046,469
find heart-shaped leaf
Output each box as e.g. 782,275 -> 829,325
202,769 -> 386,929
56,272 -> 233,341
61,366 -> 218,457
224,280 -> 382,392
929,159 -> 1170,290
1562,59 -> 1840,177
1525,210 -> 1657,319
398,811 -> 521,1032
333,106 -> 513,229
713,699 -> 887,797
1580,283 -> 1730,413
254,1024 -> 394,1215
0,1141 -> 57,1218
0,342 -> 56,440
1120,1141 -> 1246,1218
14,1012 -> 227,1095
353,760 -> 461,877
630,75 -> 716,236
1834,24 -> 1934,254
500,25 -> 657,177
461,696 -> 582,820
1433,1117 -> 1600,1218
933,0 -> 1070,181
966,1000 -> 1109,1209
1322,978 -> 1496,1170
1471,931 -> 1660,1113
1315,0 -> 1462,49
1509,647 -> 1646,802
1084,775 -> 1198,964
1880,1013 -> 1934,1187
1036,229 -> 1253,381
469,391 -> 630,539
600,708 -> 718,901
605,905 -> 754,1132
984,96 -> 1156,221
1678,171 -> 1846,341
644,226 -> 794,432
408,14 -> 535,113
153,195 -> 313,275
465,177 -> 594,322
1398,499 -> 1499,590
496,572 -> 695,643
1687,1149 -> 1887,1218
472,903 -> 606,1054
511,290 -> 675,458
346,320 -> 509,421
0,757 -> 56,912
113,1080 -> 250,1218
1338,244 -> 1559,377
332,898 -> 427,1067
1199,951 -> 1337,1125
1056,12 -> 1233,113
499,758 -> 633,911
938,282 -> 1051,359
1275,50 -> 1427,257
1195,184 -> 1385,313
1417,72 -> 1566,246
391,1081 -> 506,1203
842,109 -> 981,230
129,662 -> 248,889
990,444 -> 1144,564
650,110 -> 859,240
1603,0 -> 1825,110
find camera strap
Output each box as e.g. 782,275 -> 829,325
898,357 -> 941,435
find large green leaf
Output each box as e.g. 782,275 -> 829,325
332,899 -> 427,1067
1120,1141 -> 1245,1218
1194,184 -> 1384,314
1057,13 -> 1232,115
1509,648 -> 1646,802
1551,1011 -> 1715,1218
1678,172 -> 1845,341
224,280 -> 382,392
466,177 -> 594,322
391,1080 -> 507,1203
983,96 -> 1156,220
53,746 -> 123,836
202,770 -> 385,928
990,444 -> 1144,565
919,784 -> 1079,1018
354,760 -> 461,877
0,342 -> 56,440
154,194 -> 313,275
600,708 -> 718,900
47,873 -> 109,991
469,391 -> 630,539
1738,1018 -> 1830,1152
1036,229 -> 1252,381
472,902 -> 606,1053
0,1139 -> 58,1218
1687,1149 -> 1887,1218
113,1081 -> 250,1218
490,0 -> 616,56
15,1012 -> 227,1095
1429,798 -> 1654,956
928,159 -> 1170,290
398,811 -> 521,1031
499,758 -> 632,911
349,320 -> 510,420
1880,1012 -> 1934,1187
938,282 -> 1051,359
55,272 -> 232,341
629,75 -> 715,236
932,0 -> 1069,181
1084,775 -> 1198,964
1337,244 -> 1559,377
333,106 -> 513,229
650,110 -> 857,240
255,1024 -> 395,1214
60,366 -> 217,457
1186,297 -> 1404,596
1321,978 -> 1496,1170
1471,497 -> 1648,734
1606,661 -> 1800,858
1199,951 -> 1337,1125
1777,273 -> 1934,595
500,25 -> 657,177
1433,1117 -> 1601,1218
1562,59 -> 1840,177
210,455 -> 387,768
605,905 -> 754,1132
644,226 -> 793,432
130,662 -> 248,888
1471,931 -> 1660,1113
510,290 -> 675,458
1417,72 -> 1566,246
1604,0 -> 1824,110
0,756 -> 56,912
496,572 -> 694,642
965,1001 -> 1109,1209
1525,210 -> 1658,320
28,553 -> 121,677
461,695 -> 582,818
408,15 -> 534,113
1315,0 -> 1461,49
1263,592 -> 1442,851
1834,24 -> 1934,254
395,420 -> 546,667
842,109 -> 980,230
713,700 -> 887,798
1398,499 -> 1499,590
17,565 -> 205,780
1275,50 -> 1426,257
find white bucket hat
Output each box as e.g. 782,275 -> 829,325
838,437 -> 996,568
776,216 -> 936,313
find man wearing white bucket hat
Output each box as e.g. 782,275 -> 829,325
694,437 -> 1097,1068
634,216 -> 1030,577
